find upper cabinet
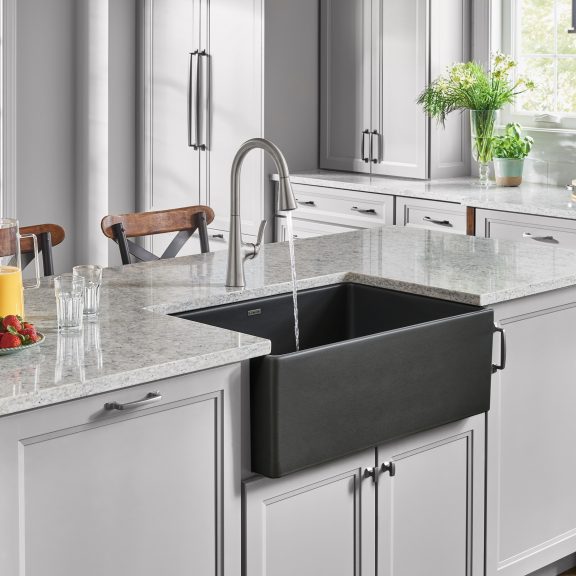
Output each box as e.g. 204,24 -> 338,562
141,0 -> 263,244
140,0 -> 320,248
320,0 -> 471,180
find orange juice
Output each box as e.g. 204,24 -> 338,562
0,266 -> 24,318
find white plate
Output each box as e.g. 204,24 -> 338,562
0,333 -> 45,355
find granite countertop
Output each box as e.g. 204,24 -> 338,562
286,170 -> 576,220
3,224 -> 576,417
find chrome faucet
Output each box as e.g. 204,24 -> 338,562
226,138 -> 297,287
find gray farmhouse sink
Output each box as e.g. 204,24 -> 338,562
176,283 -> 495,477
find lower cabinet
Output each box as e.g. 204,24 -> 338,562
275,216 -> 362,241
275,182 -> 394,241
487,289 -> 576,576
475,208 -> 576,249
0,364 -> 242,576
395,196 -> 468,234
244,415 -> 485,576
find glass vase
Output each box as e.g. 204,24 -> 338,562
470,109 -> 497,187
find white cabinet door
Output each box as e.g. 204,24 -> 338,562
320,0 -> 372,173
146,0 -> 202,213
371,0 -> 427,179
142,0 -> 264,250
429,0 -> 471,179
320,0 -> 471,180
244,449 -> 376,576
487,292 -> 576,576
0,365 -> 242,576
204,0 -> 263,235
377,416 -> 485,576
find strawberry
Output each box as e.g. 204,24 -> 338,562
2,315 -> 22,332
20,322 -> 37,337
0,332 -> 22,348
19,328 -> 39,343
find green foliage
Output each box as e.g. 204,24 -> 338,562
417,52 -> 535,125
492,123 -> 534,159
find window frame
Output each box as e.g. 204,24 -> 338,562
499,0 -> 576,132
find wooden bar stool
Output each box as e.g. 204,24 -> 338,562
20,224 -> 65,276
101,205 -> 215,265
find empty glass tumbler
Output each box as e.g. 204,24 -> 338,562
73,265 -> 102,319
54,274 -> 85,331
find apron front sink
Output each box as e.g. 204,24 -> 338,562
176,283 -> 495,477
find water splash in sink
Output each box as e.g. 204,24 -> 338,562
284,212 -> 300,351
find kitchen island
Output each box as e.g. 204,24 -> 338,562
2,225 -> 576,576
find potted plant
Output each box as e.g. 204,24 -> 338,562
417,52 -> 534,187
491,123 -> 534,186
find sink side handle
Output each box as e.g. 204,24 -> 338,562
492,326 -> 507,373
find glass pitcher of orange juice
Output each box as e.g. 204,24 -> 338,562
0,219 -> 39,318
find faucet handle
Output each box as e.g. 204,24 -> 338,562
242,219 -> 267,260
256,219 -> 267,247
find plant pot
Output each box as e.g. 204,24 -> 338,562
494,158 -> 524,187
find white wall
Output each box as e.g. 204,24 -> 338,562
16,0 -> 137,273
17,0 -> 76,274
109,0 -> 136,265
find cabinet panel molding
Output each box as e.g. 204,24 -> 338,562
487,298 -> 576,576
0,364 -> 242,576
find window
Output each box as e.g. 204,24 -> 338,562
501,0 -> 576,129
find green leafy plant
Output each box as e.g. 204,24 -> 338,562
417,52 -> 534,125
492,123 -> 534,159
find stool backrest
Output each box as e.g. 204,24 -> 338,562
20,224 -> 65,276
101,205 -> 215,265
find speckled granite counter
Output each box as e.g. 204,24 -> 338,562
286,169 -> 576,220
4,224 -> 576,417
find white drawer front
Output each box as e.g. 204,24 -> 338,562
396,197 -> 467,234
285,184 -> 394,228
275,217 -> 360,242
476,209 -> 576,249
186,227 -> 231,254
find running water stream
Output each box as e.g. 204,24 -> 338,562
284,212 -> 300,351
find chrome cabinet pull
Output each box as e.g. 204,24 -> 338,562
361,130 -> 370,163
105,391 -> 162,411
211,233 -> 225,240
423,216 -> 453,227
492,326 -> 507,373
370,130 -> 379,163
364,467 -> 377,483
188,51 -> 199,149
296,199 -> 316,207
351,206 -> 377,215
381,461 -> 396,477
197,50 -> 209,151
522,232 -> 559,244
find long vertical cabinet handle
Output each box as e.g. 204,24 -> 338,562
188,51 -> 199,149
361,130 -> 370,162
371,130 -> 379,163
197,50 -> 209,151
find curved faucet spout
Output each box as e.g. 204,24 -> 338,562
226,138 -> 297,288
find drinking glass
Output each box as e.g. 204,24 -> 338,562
54,274 -> 85,331
55,330 -> 85,383
73,265 -> 102,319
